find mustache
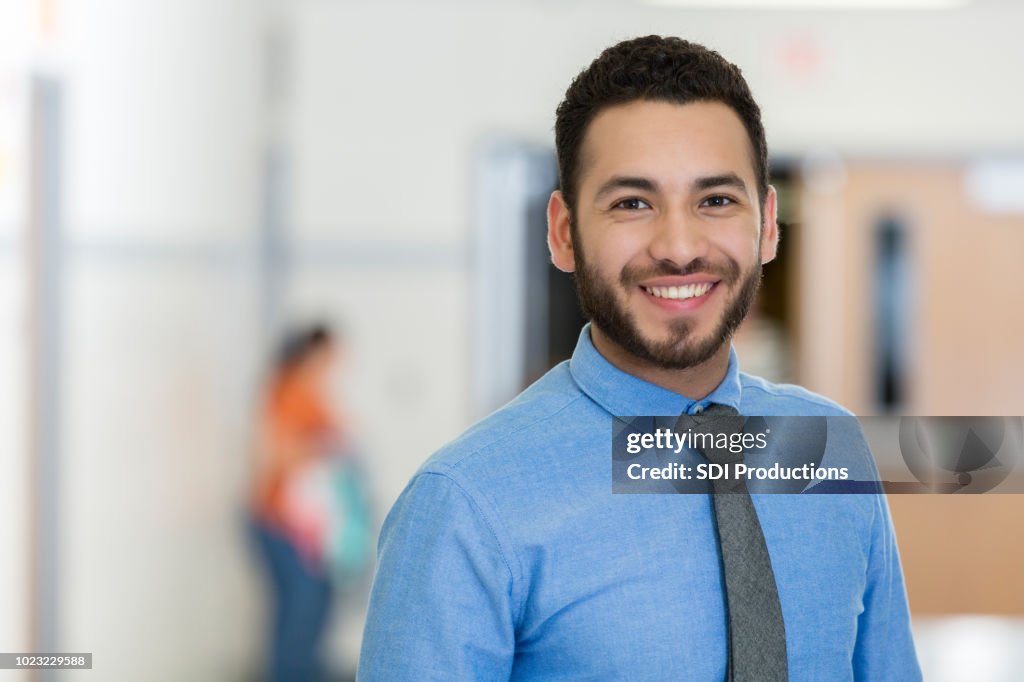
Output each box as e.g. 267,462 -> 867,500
619,257 -> 741,288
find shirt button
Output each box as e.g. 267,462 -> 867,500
691,404 -> 704,415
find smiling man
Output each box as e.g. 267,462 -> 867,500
555,98 -> 772,399
358,36 -> 921,681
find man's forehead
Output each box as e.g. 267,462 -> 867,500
577,99 -> 757,194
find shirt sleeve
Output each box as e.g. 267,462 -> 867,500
852,491 -> 923,681
357,470 -> 518,681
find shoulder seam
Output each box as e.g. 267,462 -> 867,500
416,468 -> 527,627
438,392 -> 588,471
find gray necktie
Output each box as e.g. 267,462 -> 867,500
681,404 -> 788,682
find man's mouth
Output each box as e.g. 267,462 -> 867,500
640,282 -> 716,301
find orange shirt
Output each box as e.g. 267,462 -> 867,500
252,372 -> 337,527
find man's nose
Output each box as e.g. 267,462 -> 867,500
647,208 -> 711,267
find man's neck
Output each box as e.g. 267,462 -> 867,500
589,325 -> 732,401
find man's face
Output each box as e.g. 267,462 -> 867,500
550,99 -> 778,370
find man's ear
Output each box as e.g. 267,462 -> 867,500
547,190 -> 576,273
759,185 -> 779,265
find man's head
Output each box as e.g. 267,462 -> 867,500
554,35 -> 770,220
548,36 -> 778,371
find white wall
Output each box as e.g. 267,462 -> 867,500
288,2 -> 1024,171
56,0 -> 265,679
1,2 -> 40,679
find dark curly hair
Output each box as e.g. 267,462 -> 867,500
555,35 -> 768,217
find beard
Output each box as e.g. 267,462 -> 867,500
572,238 -> 762,371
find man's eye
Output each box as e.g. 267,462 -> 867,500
701,195 -> 736,208
612,198 -> 652,210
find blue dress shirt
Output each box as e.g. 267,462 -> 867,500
358,324 -> 922,680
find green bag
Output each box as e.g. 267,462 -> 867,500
328,455 -> 372,579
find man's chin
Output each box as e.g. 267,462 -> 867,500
635,320 -> 707,350
631,327 -> 727,369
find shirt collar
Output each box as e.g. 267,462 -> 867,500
568,322 -> 743,417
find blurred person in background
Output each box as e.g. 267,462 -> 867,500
249,324 -> 370,681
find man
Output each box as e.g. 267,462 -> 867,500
358,36 -> 921,680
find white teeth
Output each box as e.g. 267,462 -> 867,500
645,283 -> 713,300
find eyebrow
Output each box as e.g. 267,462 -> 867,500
593,176 -> 659,201
593,172 -> 749,202
693,173 -> 748,194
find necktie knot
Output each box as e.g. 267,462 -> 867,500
676,403 -> 747,466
